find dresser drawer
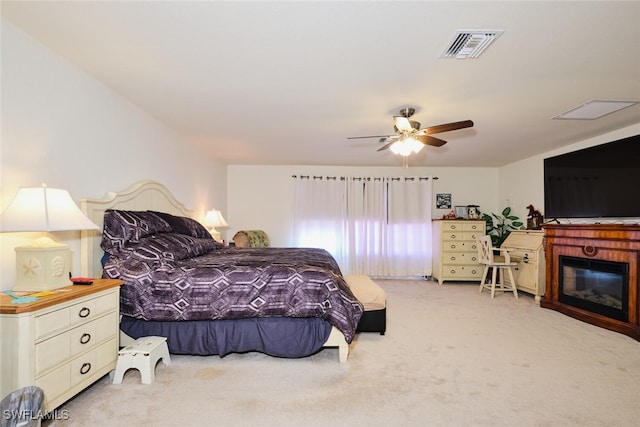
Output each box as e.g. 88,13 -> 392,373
35,291 -> 119,340
442,231 -> 483,242
37,338 -> 118,410
442,252 -> 479,265
443,240 -> 480,253
442,265 -> 484,279
35,311 -> 118,375
504,249 -> 538,264
70,312 -> 118,356
441,221 -> 484,232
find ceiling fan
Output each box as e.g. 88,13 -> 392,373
348,108 -> 474,156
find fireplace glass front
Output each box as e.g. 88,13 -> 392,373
559,256 -> 629,322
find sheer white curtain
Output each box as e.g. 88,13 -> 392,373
291,177 -> 348,268
346,178 -> 387,274
346,177 -> 432,276
386,178 -> 432,276
292,175 -> 433,277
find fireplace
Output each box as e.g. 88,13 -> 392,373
559,256 -> 628,322
542,224 -> 640,341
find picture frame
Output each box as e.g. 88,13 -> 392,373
455,206 -> 467,219
436,193 -> 452,209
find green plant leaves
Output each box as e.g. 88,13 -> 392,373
480,206 -> 524,247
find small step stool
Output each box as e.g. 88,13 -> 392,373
112,336 -> 171,384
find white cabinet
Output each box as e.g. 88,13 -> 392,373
0,279 -> 122,412
501,230 -> 545,301
432,220 -> 485,284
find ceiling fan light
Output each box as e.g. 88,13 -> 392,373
390,137 -> 422,156
394,116 -> 414,132
408,137 -> 424,154
390,140 -> 411,156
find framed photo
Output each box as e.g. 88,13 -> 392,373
436,193 -> 451,209
455,206 -> 467,219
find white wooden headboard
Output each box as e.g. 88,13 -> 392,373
80,180 -> 192,278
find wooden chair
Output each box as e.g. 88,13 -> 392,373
476,235 -> 518,298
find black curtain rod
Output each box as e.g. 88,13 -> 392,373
292,175 -> 438,180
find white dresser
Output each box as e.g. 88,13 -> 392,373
432,220 -> 485,285
501,230 -> 545,301
0,279 -> 123,412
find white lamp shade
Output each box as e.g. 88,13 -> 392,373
0,185 -> 100,232
203,210 -> 229,228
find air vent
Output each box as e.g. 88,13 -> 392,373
442,30 -> 504,59
552,99 -> 640,120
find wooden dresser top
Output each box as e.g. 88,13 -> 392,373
0,279 -> 123,314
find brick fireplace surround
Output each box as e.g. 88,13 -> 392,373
542,224 -> 640,341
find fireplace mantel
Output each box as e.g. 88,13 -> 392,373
542,224 -> 640,340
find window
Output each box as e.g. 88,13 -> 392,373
292,176 -> 433,277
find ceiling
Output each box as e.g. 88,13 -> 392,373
2,1 -> 640,167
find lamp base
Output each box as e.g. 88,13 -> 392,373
13,241 -> 72,292
209,228 -> 222,243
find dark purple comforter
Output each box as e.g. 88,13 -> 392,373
100,210 -> 363,343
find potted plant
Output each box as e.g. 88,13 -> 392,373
481,207 -> 524,247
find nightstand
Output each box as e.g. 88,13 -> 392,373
0,279 -> 123,412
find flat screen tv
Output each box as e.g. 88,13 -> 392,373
544,133 -> 640,219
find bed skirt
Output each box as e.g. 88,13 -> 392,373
120,316 -> 332,359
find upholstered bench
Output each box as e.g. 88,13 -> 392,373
344,274 -> 387,335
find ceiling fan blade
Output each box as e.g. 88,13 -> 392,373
422,120 -> 474,135
393,116 -> 414,132
416,134 -> 448,147
377,135 -> 400,151
377,141 -> 396,152
347,134 -> 395,139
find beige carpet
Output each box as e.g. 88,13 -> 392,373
44,279 -> 640,426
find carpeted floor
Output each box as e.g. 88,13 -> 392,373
43,279 -> 640,426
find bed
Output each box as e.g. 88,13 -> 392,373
80,181 -> 363,362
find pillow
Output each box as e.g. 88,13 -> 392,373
149,211 -> 212,239
233,230 -> 270,247
101,209 -> 171,255
128,233 -> 222,262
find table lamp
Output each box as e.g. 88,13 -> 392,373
203,209 -> 229,242
0,184 -> 100,291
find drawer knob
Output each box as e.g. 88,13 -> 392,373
523,254 -> 529,263
80,333 -> 91,344
80,363 -> 92,375
78,307 -> 91,318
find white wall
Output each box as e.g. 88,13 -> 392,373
229,121 -> 640,248
499,122 -> 640,222
0,20 -> 227,289
3,17 -> 639,289
227,165 -> 498,247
